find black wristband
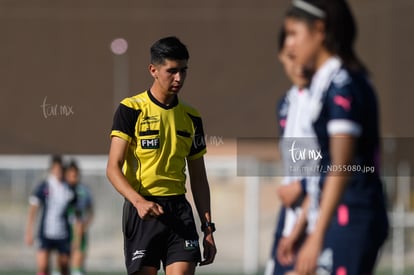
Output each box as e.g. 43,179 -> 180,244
201,222 -> 216,233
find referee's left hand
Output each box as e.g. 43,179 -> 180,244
200,230 -> 217,266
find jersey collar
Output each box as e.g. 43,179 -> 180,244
147,90 -> 178,110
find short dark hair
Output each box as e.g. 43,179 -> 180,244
150,36 -> 189,65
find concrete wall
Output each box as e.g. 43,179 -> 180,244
1,0 -> 413,154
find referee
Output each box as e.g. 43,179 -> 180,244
106,36 -> 216,275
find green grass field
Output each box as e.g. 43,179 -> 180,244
0,269 -> 413,275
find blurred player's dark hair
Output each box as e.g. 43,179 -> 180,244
278,27 -> 287,53
49,154 -> 63,168
285,0 -> 368,74
67,159 -> 80,172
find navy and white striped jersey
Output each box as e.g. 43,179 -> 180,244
29,175 -> 76,240
277,85 -> 320,235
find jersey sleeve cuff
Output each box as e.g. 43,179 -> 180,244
327,119 -> 362,137
29,196 -> 39,206
110,130 -> 132,143
187,148 -> 207,161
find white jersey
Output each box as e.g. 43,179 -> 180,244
279,86 -> 320,236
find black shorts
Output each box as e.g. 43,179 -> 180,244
122,195 -> 201,274
38,236 -> 71,255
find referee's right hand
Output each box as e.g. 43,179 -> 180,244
135,199 -> 164,219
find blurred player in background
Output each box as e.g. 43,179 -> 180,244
283,0 -> 389,274
106,36 -> 216,275
25,155 -> 80,275
65,159 -> 94,275
265,27 -> 319,275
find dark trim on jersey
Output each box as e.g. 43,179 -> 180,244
147,90 -> 178,110
139,130 -> 160,136
112,104 -> 141,138
187,113 -> 206,156
177,130 -> 191,138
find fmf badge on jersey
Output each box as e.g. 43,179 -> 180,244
141,138 -> 160,149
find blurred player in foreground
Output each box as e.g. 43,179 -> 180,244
106,36 -> 216,275
282,0 -> 389,274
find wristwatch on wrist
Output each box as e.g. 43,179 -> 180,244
201,222 -> 216,233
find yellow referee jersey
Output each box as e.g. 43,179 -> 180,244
110,90 -> 207,196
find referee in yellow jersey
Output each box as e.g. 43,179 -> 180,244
106,36 -> 216,275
